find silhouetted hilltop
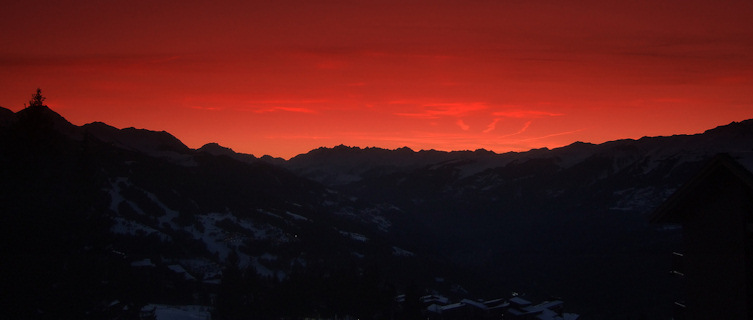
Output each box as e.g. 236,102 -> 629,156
11,105 -> 79,136
197,142 -> 258,163
83,121 -> 191,156
0,106 -> 15,126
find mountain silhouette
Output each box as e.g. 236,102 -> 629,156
2,104 -> 753,318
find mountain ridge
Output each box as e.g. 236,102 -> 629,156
3,105 -> 750,169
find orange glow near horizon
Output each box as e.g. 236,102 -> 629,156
2,1 -> 752,159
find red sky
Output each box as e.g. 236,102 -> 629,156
2,0 -> 752,159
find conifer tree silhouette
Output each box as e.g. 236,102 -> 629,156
28,88 -> 46,108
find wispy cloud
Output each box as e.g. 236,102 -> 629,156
245,99 -> 327,114
393,101 -> 488,119
392,112 -> 435,119
492,110 -> 563,118
457,119 -> 470,131
248,99 -> 329,105
652,97 -> 694,104
520,128 -> 585,141
0,53 -> 184,68
252,106 -> 318,114
190,106 -> 223,111
264,134 -> 332,140
315,59 -> 349,70
499,120 -> 532,137
483,118 -> 501,133
515,121 -> 532,135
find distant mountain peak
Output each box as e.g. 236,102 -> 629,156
198,142 -> 236,155
198,142 -> 260,164
702,118 -> 753,136
82,122 -> 191,157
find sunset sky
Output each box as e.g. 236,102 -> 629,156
2,0 -> 752,159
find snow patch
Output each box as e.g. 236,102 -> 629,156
179,258 -> 222,280
143,190 -> 179,229
167,264 -> 196,281
260,253 -> 277,261
285,211 -> 310,222
131,258 -> 155,267
339,231 -> 368,242
111,217 -> 171,241
392,246 -> 414,257
259,209 -> 284,220
140,304 -> 211,320
107,177 -> 129,212
192,214 -> 234,260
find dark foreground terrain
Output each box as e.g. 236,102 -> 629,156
2,104 -> 752,319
